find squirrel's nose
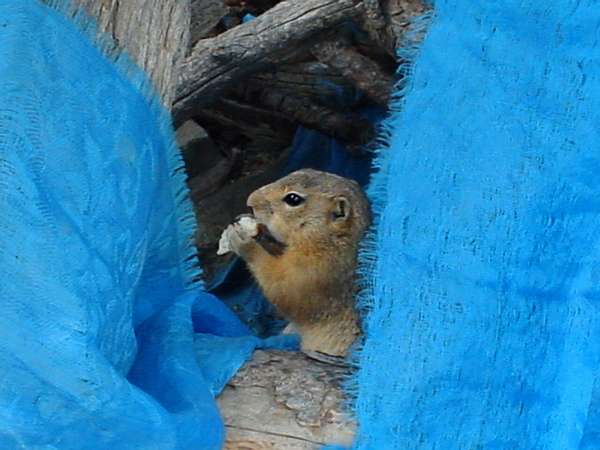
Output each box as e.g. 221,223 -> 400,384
247,190 -> 272,216
247,191 -> 257,209
247,191 -> 261,216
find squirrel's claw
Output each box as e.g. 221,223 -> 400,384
217,216 -> 259,255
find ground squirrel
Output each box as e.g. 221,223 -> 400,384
218,169 -> 370,357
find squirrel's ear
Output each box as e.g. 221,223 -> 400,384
332,196 -> 351,222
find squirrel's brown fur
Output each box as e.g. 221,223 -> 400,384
221,169 -> 370,356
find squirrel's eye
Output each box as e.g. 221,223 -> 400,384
283,192 -> 305,207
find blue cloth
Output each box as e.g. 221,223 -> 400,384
353,1 -> 600,449
0,1 -> 268,448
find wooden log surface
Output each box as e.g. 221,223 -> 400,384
246,62 -> 356,105
68,0 -> 190,106
312,35 -> 394,106
383,0 -> 428,48
218,350 -> 356,450
190,0 -> 229,45
257,89 -> 374,147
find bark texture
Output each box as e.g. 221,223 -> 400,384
173,0 -> 365,121
312,35 -> 394,106
71,0 -> 190,106
218,350 -> 355,450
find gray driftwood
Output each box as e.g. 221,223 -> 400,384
257,89 -> 374,146
190,0 -> 229,45
218,350 -> 356,450
384,0 -> 428,48
69,0 -> 190,106
247,62 -> 355,105
312,35 -> 394,106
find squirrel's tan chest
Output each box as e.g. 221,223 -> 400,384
249,248 -> 334,320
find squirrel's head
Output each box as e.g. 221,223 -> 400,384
247,169 -> 370,249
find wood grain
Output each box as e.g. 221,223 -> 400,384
173,0 -> 364,121
218,350 -> 356,450
70,0 -> 190,106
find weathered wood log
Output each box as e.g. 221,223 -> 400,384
210,78 -> 370,146
193,76 -> 373,150
357,0 -> 428,57
190,0 -> 229,45
257,89 -> 374,146
218,350 -> 356,450
383,0 -> 428,49
196,97 -> 297,146
247,62 -> 357,107
173,0 -> 365,122
312,35 -> 394,107
360,0 -> 394,55
224,0 -> 283,13
69,0 -> 190,106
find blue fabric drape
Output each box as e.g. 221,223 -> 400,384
0,2 -> 263,448
353,2 -> 600,449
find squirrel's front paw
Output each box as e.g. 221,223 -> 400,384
217,216 -> 259,256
